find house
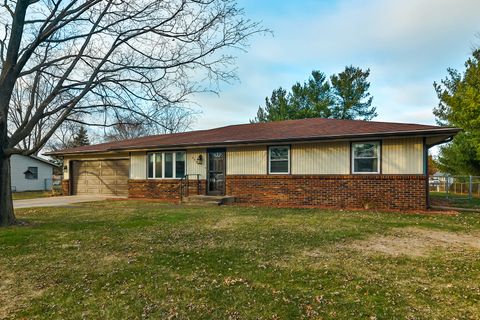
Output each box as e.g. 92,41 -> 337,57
46,118 -> 460,210
10,154 -> 58,192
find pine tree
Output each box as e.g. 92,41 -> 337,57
290,71 -> 332,119
69,126 -> 90,148
330,66 -> 376,120
433,49 -> 480,175
251,67 -> 375,122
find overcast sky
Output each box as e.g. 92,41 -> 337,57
190,0 -> 480,130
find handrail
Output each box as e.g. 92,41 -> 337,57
179,174 -> 201,201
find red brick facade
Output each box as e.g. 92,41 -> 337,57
125,175 -> 427,210
62,180 -> 70,196
225,175 -> 427,210
128,179 -> 206,201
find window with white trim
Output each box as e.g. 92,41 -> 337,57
352,142 -> 380,173
269,146 -> 290,174
147,151 -> 186,179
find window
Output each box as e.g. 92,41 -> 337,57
352,142 -> 380,173
269,146 -> 290,174
175,152 -> 186,178
164,153 -> 173,178
24,166 -> 38,180
147,154 -> 154,178
155,153 -> 162,178
147,151 -> 186,179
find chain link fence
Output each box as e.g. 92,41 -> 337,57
429,175 -> 480,210
429,175 -> 480,199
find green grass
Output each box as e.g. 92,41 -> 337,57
1,201 -> 480,319
12,191 -> 53,200
430,192 -> 480,209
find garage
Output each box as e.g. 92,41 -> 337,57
71,160 -> 129,196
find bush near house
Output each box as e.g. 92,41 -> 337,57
1,201 -> 479,319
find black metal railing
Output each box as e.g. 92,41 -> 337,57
179,174 -> 201,201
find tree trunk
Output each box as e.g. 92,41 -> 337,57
0,155 -> 16,226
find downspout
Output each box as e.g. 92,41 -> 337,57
423,138 -> 429,209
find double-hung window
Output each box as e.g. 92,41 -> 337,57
269,146 -> 290,174
147,151 -> 186,179
352,142 -> 380,174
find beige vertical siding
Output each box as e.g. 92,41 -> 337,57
187,149 -> 207,179
130,152 -> 147,179
62,138 -> 424,180
227,146 -> 267,175
382,138 -> 424,174
63,159 -> 70,180
291,142 -> 350,174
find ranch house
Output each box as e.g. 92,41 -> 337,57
47,118 -> 460,210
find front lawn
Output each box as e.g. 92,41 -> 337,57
1,201 -> 480,319
12,191 -> 53,200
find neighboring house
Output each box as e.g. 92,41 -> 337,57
47,118 -> 460,210
10,154 -> 58,192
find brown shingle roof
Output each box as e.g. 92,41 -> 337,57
46,118 -> 460,155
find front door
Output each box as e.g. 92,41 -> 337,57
207,149 -> 226,195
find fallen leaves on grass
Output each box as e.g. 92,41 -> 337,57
0,269 -> 46,319
223,277 -> 248,286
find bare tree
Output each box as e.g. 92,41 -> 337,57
0,0 -> 265,226
104,119 -> 152,141
156,105 -> 197,134
47,118 -> 84,152
104,105 -> 197,141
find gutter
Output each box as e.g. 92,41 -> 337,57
425,135 -> 455,149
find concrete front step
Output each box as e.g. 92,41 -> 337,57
182,195 -> 235,206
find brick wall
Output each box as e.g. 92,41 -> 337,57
62,180 -> 70,196
126,175 -> 426,210
128,179 -> 206,201
226,175 -> 427,210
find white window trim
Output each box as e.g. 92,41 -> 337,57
161,153 -> 165,178
268,145 -> 290,175
351,141 -> 381,174
147,151 -> 186,179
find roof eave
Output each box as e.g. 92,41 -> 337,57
46,127 -> 461,156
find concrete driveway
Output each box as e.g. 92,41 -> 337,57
13,195 -> 125,209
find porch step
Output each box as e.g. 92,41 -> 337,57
182,195 -> 235,206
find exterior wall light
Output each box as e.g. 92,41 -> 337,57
196,155 -> 203,165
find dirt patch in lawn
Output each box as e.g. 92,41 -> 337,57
0,270 -> 45,319
347,227 -> 480,257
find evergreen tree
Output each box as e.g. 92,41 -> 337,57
251,67 -> 375,122
290,71 -> 332,119
330,66 -> 376,120
433,49 -> 480,175
253,88 -> 291,122
69,126 -> 90,148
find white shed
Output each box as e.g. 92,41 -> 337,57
10,155 -> 58,192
